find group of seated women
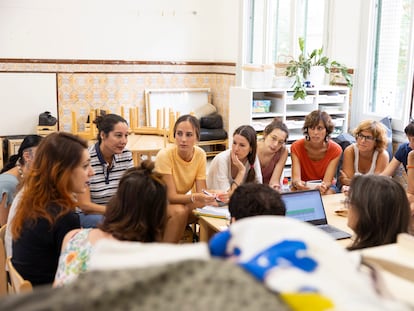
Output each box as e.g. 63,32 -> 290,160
1,110 -> 413,289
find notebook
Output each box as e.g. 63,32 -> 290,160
281,189 -> 352,240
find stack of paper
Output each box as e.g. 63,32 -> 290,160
195,205 -> 230,219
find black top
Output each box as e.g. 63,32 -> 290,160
12,204 -> 80,286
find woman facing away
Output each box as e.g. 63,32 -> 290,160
257,119 -> 289,191
54,161 -> 167,287
339,120 -> 389,190
11,132 -> 94,286
0,134 -> 42,225
155,114 -> 219,243
207,125 -> 262,195
346,174 -> 411,250
290,110 -> 342,195
77,113 -> 133,228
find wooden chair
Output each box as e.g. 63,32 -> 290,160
129,106 -> 168,138
6,257 -> 32,294
71,110 -> 98,140
0,224 -> 7,296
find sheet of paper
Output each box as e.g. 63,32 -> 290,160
195,205 -> 230,219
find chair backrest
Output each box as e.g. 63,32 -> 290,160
71,110 -> 98,140
0,224 -> 7,296
6,257 -> 32,294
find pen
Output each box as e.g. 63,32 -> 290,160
202,189 -> 224,203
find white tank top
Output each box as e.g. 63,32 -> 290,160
353,143 -> 378,175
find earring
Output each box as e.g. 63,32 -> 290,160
305,135 -> 310,141
325,135 -> 329,142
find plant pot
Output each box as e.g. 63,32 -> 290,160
307,66 -> 326,86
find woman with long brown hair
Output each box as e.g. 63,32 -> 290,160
54,161 -> 167,287
207,125 -> 262,194
11,132 -> 94,286
155,114 -> 218,243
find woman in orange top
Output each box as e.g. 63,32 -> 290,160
291,110 -> 342,195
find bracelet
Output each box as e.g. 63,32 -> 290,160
190,194 -> 195,203
407,165 -> 414,169
232,180 -> 239,187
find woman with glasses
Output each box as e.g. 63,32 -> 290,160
340,120 -> 388,189
346,174 -> 410,250
256,118 -> 289,191
291,110 -> 342,195
207,125 -> 262,195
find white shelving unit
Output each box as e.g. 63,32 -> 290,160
229,86 -> 350,178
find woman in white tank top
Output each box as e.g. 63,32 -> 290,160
340,120 -> 389,189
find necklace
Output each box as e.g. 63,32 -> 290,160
16,163 -> 24,179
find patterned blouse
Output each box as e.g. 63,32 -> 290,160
54,228 -> 93,287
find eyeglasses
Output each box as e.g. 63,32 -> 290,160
356,133 -> 376,141
269,135 -> 286,145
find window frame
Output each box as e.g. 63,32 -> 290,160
353,0 -> 414,133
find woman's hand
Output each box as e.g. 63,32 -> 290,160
230,150 -> 246,175
270,183 -> 281,191
292,180 -> 307,191
192,192 -> 218,207
318,181 -> 328,194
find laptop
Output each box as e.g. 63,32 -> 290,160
281,189 -> 352,240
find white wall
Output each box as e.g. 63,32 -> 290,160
0,0 -> 239,61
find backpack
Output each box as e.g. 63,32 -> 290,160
38,111 -> 57,126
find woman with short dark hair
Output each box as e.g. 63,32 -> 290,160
291,110 -> 342,194
77,113 -> 133,228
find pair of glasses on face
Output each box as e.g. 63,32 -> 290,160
356,133 -> 376,142
270,135 -> 285,145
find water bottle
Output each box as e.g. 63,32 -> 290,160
281,177 -> 290,193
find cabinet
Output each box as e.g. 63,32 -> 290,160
229,86 -> 349,178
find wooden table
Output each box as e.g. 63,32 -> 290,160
126,134 -> 169,166
198,192 -> 353,247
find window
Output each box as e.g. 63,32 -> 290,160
357,0 -> 414,132
371,0 -> 413,121
245,0 -> 326,65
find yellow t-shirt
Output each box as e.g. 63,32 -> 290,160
155,145 -> 206,194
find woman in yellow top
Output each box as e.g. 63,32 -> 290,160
155,114 -> 225,243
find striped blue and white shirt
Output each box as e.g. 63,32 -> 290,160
88,143 -> 133,205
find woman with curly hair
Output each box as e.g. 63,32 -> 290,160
339,120 -> 389,189
291,110 -> 342,195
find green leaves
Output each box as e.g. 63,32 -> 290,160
284,37 -> 353,99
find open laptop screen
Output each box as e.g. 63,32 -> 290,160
281,190 -> 328,225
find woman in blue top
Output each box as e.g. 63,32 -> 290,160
0,134 -> 42,225
382,121 -> 414,176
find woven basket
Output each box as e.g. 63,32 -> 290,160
274,55 -> 293,77
274,55 -> 294,88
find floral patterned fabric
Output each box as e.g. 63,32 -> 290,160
54,228 -> 93,287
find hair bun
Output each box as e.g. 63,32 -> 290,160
140,160 -> 155,173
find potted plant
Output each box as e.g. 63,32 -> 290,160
285,37 -> 353,100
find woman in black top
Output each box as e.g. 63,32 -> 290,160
11,132 -> 94,286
